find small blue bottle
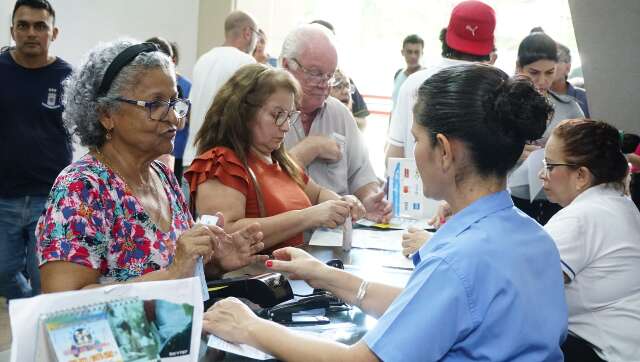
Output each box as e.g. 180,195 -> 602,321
392,162 -> 400,217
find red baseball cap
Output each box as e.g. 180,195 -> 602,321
445,0 -> 496,56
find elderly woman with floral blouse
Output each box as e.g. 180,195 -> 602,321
36,38 -> 266,292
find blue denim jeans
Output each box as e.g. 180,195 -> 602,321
0,195 -> 47,299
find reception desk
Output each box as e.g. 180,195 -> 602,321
206,243 -> 414,361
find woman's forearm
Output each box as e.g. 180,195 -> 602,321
314,267 -> 403,318
225,210 -> 316,249
317,187 -> 341,204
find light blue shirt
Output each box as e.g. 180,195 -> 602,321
363,190 -> 567,361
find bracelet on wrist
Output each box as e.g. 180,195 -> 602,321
355,280 -> 369,306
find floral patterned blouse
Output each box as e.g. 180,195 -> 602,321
36,154 -> 193,284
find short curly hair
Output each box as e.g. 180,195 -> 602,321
62,38 -> 174,148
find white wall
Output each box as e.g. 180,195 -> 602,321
569,0 -> 640,134
2,0 -> 200,78
53,0 -> 199,78
1,0 -> 202,160
1,0 -> 12,47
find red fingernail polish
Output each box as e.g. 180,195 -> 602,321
266,260 -> 273,268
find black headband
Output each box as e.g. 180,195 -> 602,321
97,42 -> 160,97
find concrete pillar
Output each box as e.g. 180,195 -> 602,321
196,0 -> 236,57
569,0 -> 640,133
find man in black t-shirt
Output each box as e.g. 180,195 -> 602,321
0,0 -> 72,299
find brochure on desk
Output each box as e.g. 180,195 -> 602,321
386,158 -> 439,219
9,277 -> 203,362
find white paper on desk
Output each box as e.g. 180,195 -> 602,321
381,252 -> 415,270
527,149 -> 545,201
310,228 -> 404,251
208,335 -> 274,360
353,229 -> 404,251
309,227 -> 343,247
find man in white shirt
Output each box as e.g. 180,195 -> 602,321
183,11 -> 258,166
391,34 -> 424,111
386,0 -> 496,162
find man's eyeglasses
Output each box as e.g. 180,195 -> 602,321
116,97 -> 191,121
272,110 -> 301,127
290,58 -> 339,86
542,159 -> 578,176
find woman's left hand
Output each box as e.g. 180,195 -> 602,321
341,195 -> 366,221
362,190 -> 392,224
209,214 -> 268,272
203,297 -> 262,345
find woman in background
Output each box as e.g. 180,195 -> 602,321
511,30 -> 584,224
186,64 -> 364,254
541,119 -> 640,362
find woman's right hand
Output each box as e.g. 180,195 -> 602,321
266,247 -> 328,289
427,201 -> 452,230
308,200 -> 350,228
168,225 -> 216,279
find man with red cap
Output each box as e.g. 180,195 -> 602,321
387,0 -> 497,162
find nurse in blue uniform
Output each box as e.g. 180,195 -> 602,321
202,64 -> 568,362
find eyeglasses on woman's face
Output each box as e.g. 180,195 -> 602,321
331,79 -> 355,94
541,158 -> 578,177
269,109 -> 300,127
116,97 -> 191,121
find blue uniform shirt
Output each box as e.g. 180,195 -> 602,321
363,190 -> 567,361
0,50 -> 73,197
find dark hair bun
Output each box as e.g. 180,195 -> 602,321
492,77 -> 553,143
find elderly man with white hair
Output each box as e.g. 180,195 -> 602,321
281,24 -> 391,223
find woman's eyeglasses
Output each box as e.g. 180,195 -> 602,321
272,110 -> 301,127
542,159 -> 578,176
116,97 -> 191,121
331,80 -> 355,94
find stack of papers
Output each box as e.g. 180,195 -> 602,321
309,228 -> 404,251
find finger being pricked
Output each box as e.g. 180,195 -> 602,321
271,247 -> 294,262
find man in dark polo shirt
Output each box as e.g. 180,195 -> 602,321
0,0 -> 72,298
